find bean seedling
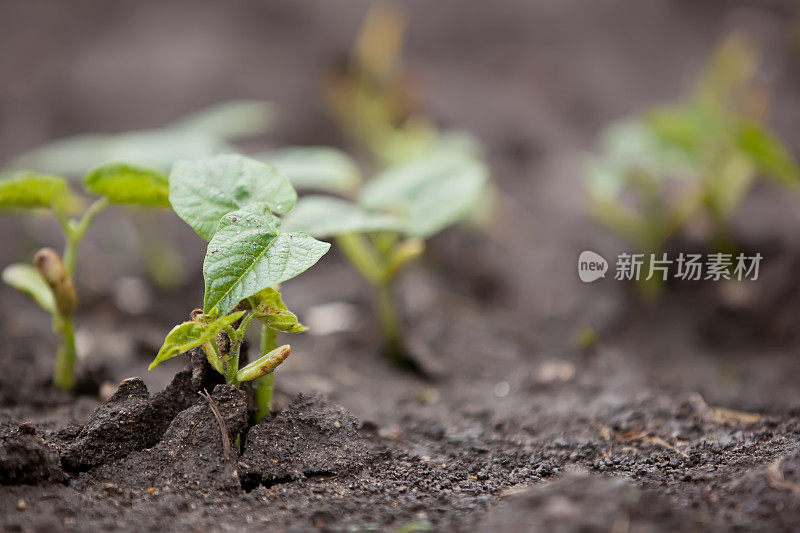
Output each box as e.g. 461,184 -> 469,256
277,146 -> 490,368
148,154 -> 329,421
0,163 -> 170,390
585,34 -> 799,258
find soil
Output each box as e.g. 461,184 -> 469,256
2,0 -> 800,531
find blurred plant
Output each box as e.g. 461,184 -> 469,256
6,100 -> 277,176
279,147 -> 489,369
148,154 -> 329,421
585,34 -> 800,261
5,100 -> 277,292
325,1 -> 481,167
0,163 -> 170,390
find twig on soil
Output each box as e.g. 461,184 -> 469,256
765,457 -> 800,499
616,428 -> 688,459
199,389 -> 231,462
689,393 -> 762,425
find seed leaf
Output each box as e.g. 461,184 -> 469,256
237,345 -> 291,382
169,154 -> 297,241
258,146 -> 361,193
0,172 -> 69,210
281,195 -> 403,238
1,263 -> 56,314
248,287 -> 307,333
84,163 -> 170,206
148,310 -> 245,370
203,205 -> 330,315
358,152 -> 489,238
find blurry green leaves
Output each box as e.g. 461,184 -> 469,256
584,33 -> 800,254
248,287 -> 307,333
6,100 -> 276,176
282,195 -> 402,238
259,146 -> 362,194
359,151 -> 489,238
0,172 -> 70,211
148,310 -> 245,371
1,263 -> 56,314
169,154 -> 297,241
203,204 -> 329,315
282,151 -> 490,240
84,163 -> 169,207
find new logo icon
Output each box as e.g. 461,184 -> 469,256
578,251 -> 608,282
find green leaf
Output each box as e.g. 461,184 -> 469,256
0,172 -> 69,210
169,100 -> 277,140
258,146 -> 362,194
84,163 -> 169,206
1,263 -> 56,314
169,154 -> 298,241
237,345 -> 291,382
248,287 -> 307,333
203,205 -> 330,315
358,152 -> 489,238
281,195 -> 403,238
7,130 -> 229,177
736,122 -> 800,185
148,311 -> 245,370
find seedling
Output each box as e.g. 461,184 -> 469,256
0,163 -> 170,390
279,147 -> 490,368
148,154 -> 329,421
585,34 -> 800,258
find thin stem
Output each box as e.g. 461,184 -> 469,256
62,197 -> 109,275
254,325 -> 278,422
376,279 -> 408,367
335,233 -> 385,285
225,334 -> 241,386
52,314 -> 76,391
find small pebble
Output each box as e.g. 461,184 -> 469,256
17,499 -> 27,511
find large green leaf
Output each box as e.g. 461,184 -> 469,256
170,100 -> 277,140
8,130 -> 228,177
248,287 -> 307,333
148,311 -> 245,370
84,163 -> 169,206
258,146 -> 361,194
1,263 -> 56,314
0,172 -> 69,210
281,195 -> 403,238
170,154 -> 297,241
203,205 -> 330,315
358,152 -> 489,238
736,122 -> 800,185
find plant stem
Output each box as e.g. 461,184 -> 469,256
335,233 -> 385,285
254,325 -> 278,422
224,327 -> 242,386
61,197 -> 109,276
376,279 -> 406,366
52,314 -> 76,391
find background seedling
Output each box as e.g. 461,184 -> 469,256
0,163 -> 169,390
149,154 -> 329,421
585,34 -> 800,291
4,100 -> 277,291
280,147 -> 490,368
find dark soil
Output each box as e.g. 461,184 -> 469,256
2,0 -> 800,531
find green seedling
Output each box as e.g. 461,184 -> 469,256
585,34 -> 800,259
279,147 -> 489,368
0,163 -> 169,390
148,154 -> 329,421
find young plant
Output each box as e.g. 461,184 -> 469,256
585,34 -> 800,258
0,163 -> 169,390
278,147 -> 490,368
147,154 -> 329,421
